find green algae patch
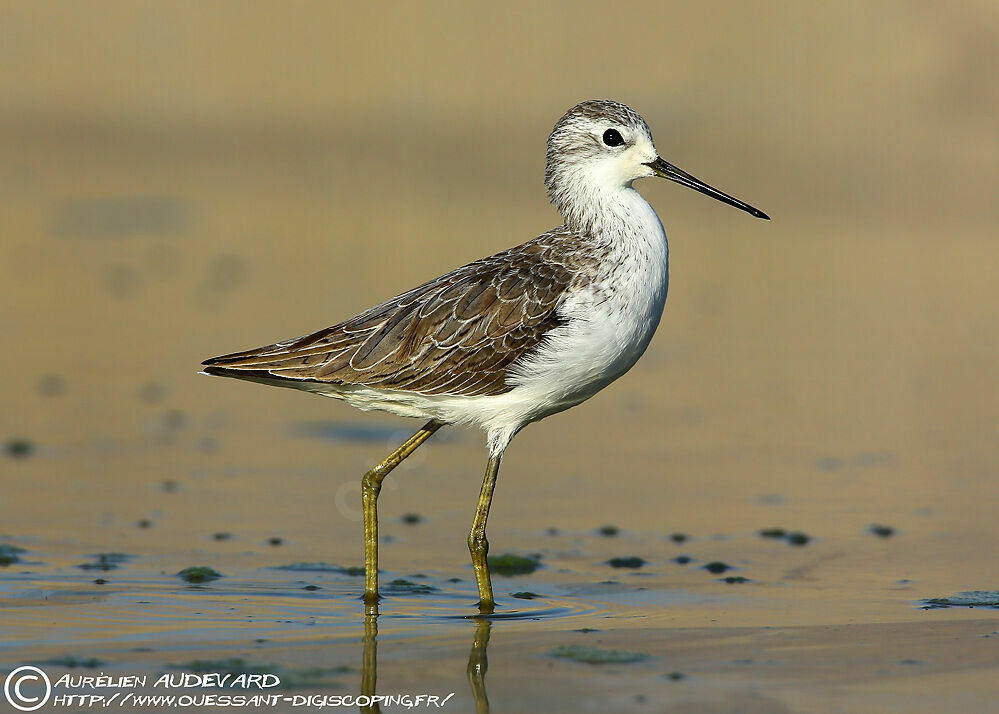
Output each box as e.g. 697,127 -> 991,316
703,561 -> 732,574
78,553 -> 131,571
38,656 -> 105,668
487,553 -> 540,576
171,658 -> 271,675
273,562 -> 365,576
760,527 -> 810,545
759,527 -> 787,539
169,659 -> 350,690
386,579 -> 437,595
787,531 -> 811,546
607,556 -> 646,569
279,666 -> 351,689
178,566 -> 222,583
6,439 -> 35,458
548,645 -> 650,665
921,591 -> 999,610
0,544 -> 26,566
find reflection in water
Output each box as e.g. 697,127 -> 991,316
466,617 -> 491,714
360,614 -> 379,714
360,611 -> 491,714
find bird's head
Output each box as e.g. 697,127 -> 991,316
545,100 -> 769,229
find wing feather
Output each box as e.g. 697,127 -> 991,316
201,228 -> 599,397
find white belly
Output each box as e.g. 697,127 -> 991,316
508,263 -> 668,417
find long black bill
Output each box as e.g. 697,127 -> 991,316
645,157 -> 770,220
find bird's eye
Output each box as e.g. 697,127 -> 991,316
602,128 -> 625,147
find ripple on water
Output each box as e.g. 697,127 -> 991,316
385,577 -> 702,625
0,556 -> 716,656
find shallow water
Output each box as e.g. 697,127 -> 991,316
4,433 -> 999,713
4,4 -> 999,712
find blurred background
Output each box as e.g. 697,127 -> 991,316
3,3 -> 999,711
2,0 -> 998,607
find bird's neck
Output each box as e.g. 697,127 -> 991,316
558,183 -> 667,256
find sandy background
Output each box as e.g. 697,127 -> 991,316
2,2 -> 999,712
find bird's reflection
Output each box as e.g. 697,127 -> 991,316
360,608 -> 491,714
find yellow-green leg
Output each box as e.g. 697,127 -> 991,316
468,454 -> 501,613
361,420 -> 441,608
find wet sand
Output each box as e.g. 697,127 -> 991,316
3,3 -> 999,712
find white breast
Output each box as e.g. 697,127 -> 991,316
505,188 -> 669,421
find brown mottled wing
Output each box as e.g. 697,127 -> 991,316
201,231 -> 592,397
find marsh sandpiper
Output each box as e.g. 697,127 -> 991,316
202,100 -> 769,613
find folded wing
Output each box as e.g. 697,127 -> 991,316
202,230 -> 592,397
